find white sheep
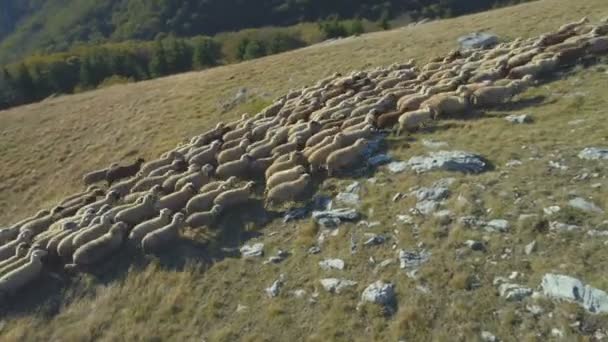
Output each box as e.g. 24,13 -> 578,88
0,210 -> 49,244
71,215 -> 114,253
68,223 -> 128,268
223,122 -> 253,142
148,160 -> 186,178
341,125 -> 374,146
109,175 -> 142,197
308,134 -> 346,171
200,177 -> 238,194
266,174 -> 311,206
186,185 -> 229,214
187,141 -> 222,165
82,163 -> 118,185
19,206 -> 64,236
131,170 -> 177,193
213,182 -> 255,208
326,139 -> 368,176
397,107 -> 433,135
157,183 -> 198,213
397,93 -> 432,112
185,205 -> 223,228
115,194 -> 159,227
174,165 -> 214,192
140,151 -> 182,177
218,139 -> 249,164
76,191 -> 120,216
129,209 -> 173,244
141,213 -> 185,254
0,250 -> 47,296
0,243 -> 29,274
266,165 -> 307,191
216,154 -> 252,180
421,94 -> 469,119
305,127 -> 340,148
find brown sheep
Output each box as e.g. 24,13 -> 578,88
105,158 -> 145,185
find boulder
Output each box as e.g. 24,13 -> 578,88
266,274 -> 285,298
458,32 -> 499,50
335,192 -> 360,207
319,258 -> 345,271
578,147 -> 608,160
568,197 -> 604,214
240,243 -> 264,258
312,208 -> 360,229
406,151 -> 490,174
541,274 -> 608,314
498,283 -> 533,301
320,278 -> 357,293
387,161 -> 408,174
368,154 -> 392,167
485,219 -> 510,233
398,249 -> 431,269
361,281 -> 396,307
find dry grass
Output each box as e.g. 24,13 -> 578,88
1,0 -> 608,340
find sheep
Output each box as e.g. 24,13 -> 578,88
508,56 -> 558,79
226,113 -> 250,130
67,223 -> 128,269
252,118 -> 283,141
19,206 -> 64,236
289,121 -> 322,141
189,141 -> 222,166
82,163 -> 118,186
104,158 -> 145,185
138,151 -> 179,177
556,44 -> 589,66
471,83 -> 520,107
421,94 -> 470,119
59,186 -> 103,207
344,115 -> 375,133
266,165 -> 307,191
190,123 -> 227,148
115,194 -> 159,227
0,210 -> 49,244
157,183 -> 198,213
125,185 -> 164,204
587,36 -> 608,55
0,250 -> 47,296
76,191 -> 121,216
185,205 -> 223,228
141,213 -> 185,254
174,165 -> 214,192
161,165 -> 198,193
259,100 -> 285,118
326,139 -> 368,177
109,175 -> 143,197
45,221 -> 81,256
507,48 -> 543,68
341,125 -> 374,146
308,134 -> 347,172
200,177 -> 238,194
397,107 -> 433,135
305,127 -> 340,149
468,66 -> 507,83
223,122 -> 253,142
535,31 -> 576,47
557,17 -> 589,34
265,152 -> 307,181
247,136 -> 281,159
397,93 -> 432,112
186,185 -> 229,214
266,174 -> 311,206
271,137 -> 304,157
129,209 -> 173,244
250,155 -> 280,175
216,154 -> 252,180
0,243 -> 29,274
71,215 -> 114,253
148,159 -> 187,178
213,182 -> 255,208
131,170 -> 177,193
218,139 -> 249,164
0,230 -> 33,262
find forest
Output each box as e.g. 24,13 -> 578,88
0,0 -> 532,110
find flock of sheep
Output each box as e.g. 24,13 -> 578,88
0,17 -> 607,301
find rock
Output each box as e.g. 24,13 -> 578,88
387,161 -> 408,174
480,331 -> 498,342
526,304 -> 544,316
319,258 -> 345,271
406,151 -> 490,174
320,278 -> 357,294
498,283 -> 533,301
578,147 -> 608,160
587,230 -> 608,237
551,328 -> 564,338
506,160 -> 523,168
392,193 -> 404,202
266,274 -> 286,298
543,206 -> 561,216
368,154 -> 392,167
398,249 -> 431,269
458,32 -> 499,50
361,281 -> 396,308
465,240 -> 485,251
345,182 -> 361,194
412,185 -> 449,202
414,200 -> 440,215
284,207 -> 309,223
396,214 -> 414,224
263,250 -> 289,264
525,240 -> 537,255
335,192 -> 360,207
549,221 -> 581,232
569,197 -> 604,214
240,243 -> 264,258
505,114 -> 533,124
459,216 -> 486,228
308,246 -> 321,255
312,208 -> 360,229
292,289 -> 307,298
549,160 -> 568,170
236,304 -> 249,313
363,234 -> 386,246
421,139 -> 448,149
541,274 -> 608,313
485,219 -> 510,233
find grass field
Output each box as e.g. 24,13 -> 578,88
1,0 -> 607,340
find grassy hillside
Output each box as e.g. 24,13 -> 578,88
0,0 -> 607,340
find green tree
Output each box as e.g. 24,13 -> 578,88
149,40 -> 168,77
319,17 -> 348,39
349,19 -> 365,36
378,11 -> 391,30
192,37 -> 221,68
268,33 -> 305,54
242,39 -> 267,60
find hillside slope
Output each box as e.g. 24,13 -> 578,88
0,0 -> 607,341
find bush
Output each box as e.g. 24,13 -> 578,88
319,17 -> 348,39
349,19 -> 365,36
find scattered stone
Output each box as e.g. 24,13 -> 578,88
412,185 -> 449,202
320,278 -> 357,294
578,147 -> 608,160
363,234 -> 386,246
368,154 -> 392,167
266,274 -> 286,298
264,250 -> 289,264
284,207 -> 308,223
396,214 -> 414,224
345,182 -> 361,194
375,259 -> 394,273
485,219 -> 510,233
392,193 -> 404,202
505,114 -> 533,124
465,240 -> 485,251
236,304 -> 249,313
361,281 -> 396,308
387,161 -> 408,174
587,230 -> 608,237
549,160 -> 569,170
240,243 -> 264,258
312,208 -> 360,229
421,139 -> 449,149
458,32 -> 499,50
541,274 -> 608,313
549,221 -> 581,232
335,192 -> 360,207
525,240 -> 537,255
569,197 -> 604,214
551,328 -> 564,338
498,283 -> 533,301
481,331 -> 498,342
505,160 -> 523,168
526,304 -> 544,316
398,249 -> 431,269
319,259 -> 345,271
544,206 -> 561,216
414,200 -> 440,215
308,246 -> 321,255
292,289 -> 307,298
459,216 -> 487,228
407,151 -> 490,174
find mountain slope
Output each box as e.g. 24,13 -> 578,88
0,0 -> 607,340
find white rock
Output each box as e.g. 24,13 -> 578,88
398,249 -> 431,269
319,258 -> 345,271
387,161 -> 408,174
505,114 -> 533,124
335,192 -> 361,207
361,281 -> 396,306
525,240 -> 537,255
569,197 -> 604,214
485,219 -> 510,233
541,273 -> 608,313
266,274 -> 286,298
481,331 -> 498,342
549,221 -> 581,232
240,243 -> 264,258
406,151 -> 489,174
421,139 -> 448,149
551,328 -> 564,338
236,304 -> 249,313
578,147 -> 608,160
544,206 -> 561,216
292,289 -> 307,298
526,304 -> 544,315
345,181 -> 361,193
499,283 -> 533,301
320,278 -> 357,294
396,214 -> 414,224
415,200 -> 440,215
506,160 -> 523,168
